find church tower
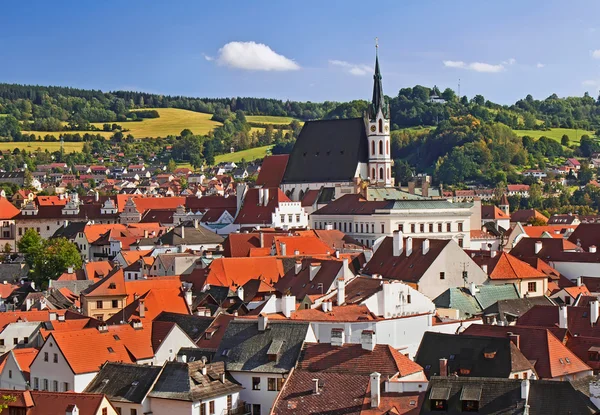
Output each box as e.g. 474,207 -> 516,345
366,43 -> 393,187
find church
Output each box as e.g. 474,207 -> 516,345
280,49 -> 393,202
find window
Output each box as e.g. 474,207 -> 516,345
411,224 -> 416,233
278,378 -> 285,390
420,223 -> 424,233
112,300 -> 119,308
64,382 -> 69,391
296,214 -> 301,223
429,223 -> 434,233
432,399 -> 447,411
0,339 -> 4,346
209,401 -> 215,414
280,215 -> 285,223
8,370 -> 12,379
13,338 -> 18,345
398,223 -> 404,232
565,296 -> 571,305
130,409 -> 137,415
53,380 -> 58,392
407,294 -> 412,304
252,377 -> 261,390
440,272 -> 445,280
23,337 -> 28,344
447,223 -> 451,232
43,379 -> 48,391
381,224 -> 385,233
96,301 -> 103,309
116,408 -> 122,415
371,223 -> 374,233
361,224 -> 364,233
458,222 -> 463,232
371,141 -> 375,155
102,409 -> 108,415
53,353 -> 58,363
379,119 -> 383,133
34,378 -> 39,390
379,140 -> 383,154
379,167 -> 384,180
252,404 -> 261,415
462,400 -> 479,412
528,282 -> 537,292
288,214 -> 292,223
438,223 -> 442,232
268,377 -> 277,391
200,401 -> 206,415
44,352 -> 48,362
458,238 -> 464,248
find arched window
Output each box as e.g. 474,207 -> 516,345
298,189 -> 304,201
386,141 -> 389,155
378,119 -> 383,133
371,141 -> 375,155
371,168 -> 375,180
379,167 -> 384,180
379,140 -> 383,155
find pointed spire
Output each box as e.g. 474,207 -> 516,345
369,39 -> 388,120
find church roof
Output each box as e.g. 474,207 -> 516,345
282,118 -> 368,184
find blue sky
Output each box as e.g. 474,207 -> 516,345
2,0 -> 600,104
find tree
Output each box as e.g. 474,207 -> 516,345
523,112 -> 537,129
561,134 -> 570,147
17,229 -> 42,269
167,159 -> 176,172
393,160 -> 414,185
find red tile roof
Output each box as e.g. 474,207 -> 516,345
568,223 -> 600,250
256,154 -> 289,187
0,390 -> 114,414
360,391 -> 424,415
267,304 -> 378,322
521,224 -> 576,238
511,209 -> 548,224
473,251 -> 547,280
481,205 -> 510,220
0,197 -> 20,220
518,305 -> 600,337
234,187 -> 290,225
272,235 -> 332,256
205,257 -> 284,288
222,232 -> 287,257
195,313 -> 234,350
12,348 -> 38,381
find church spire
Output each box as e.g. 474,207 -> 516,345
369,38 -> 388,120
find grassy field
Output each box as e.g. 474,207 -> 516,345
0,141 -> 84,153
93,108 -> 221,138
23,130 -> 114,139
246,115 -> 297,125
215,145 -> 274,163
513,128 -> 595,145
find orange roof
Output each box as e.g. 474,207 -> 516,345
0,197 -> 20,220
107,288 -> 189,324
0,310 -> 69,330
12,348 -> 38,380
84,261 -> 114,281
116,195 -> 185,213
0,282 -> 18,298
120,250 -> 152,265
265,304 -> 378,322
83,269 -> 127,297
35,196 -> 67,206
481,205 -> 510,220
487,252 -> 547,280
522,225 -> 577,239
546,330 -> 591,378
205,257 -> 284,288
563,285 -> 591,299
47,329 -> 135,374
83,224 -> 127,244
248,247 -> 271,257
124,276 -> 182,301
273,236 -> 333,256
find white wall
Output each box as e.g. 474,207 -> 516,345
230,372 -> 280,415
0,352 -> 28,390
149,393 -> 240,415
153,326 -> 198,365
549,261 -> 600,279
272,202 -> 308,229
0,322 -> 40,354
361,280 -> 435,318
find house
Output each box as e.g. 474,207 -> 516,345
214,318 -> 314,415
272,339 -> 427,415
205,257 -> 284,289
522,169 -> 547,180
548,214 -> 580,225
463,324 -> 593,380
480,295 -> 556,326
256,155 -> 289,188
0,347 -> 38,390
0,389 -> 119,415
433,284 -> 520,320
481,205 -> 511,231
551,284 -> 591,305
234,187 -> 308,231
0,196 -> 21,251
419,376 -> 598,414
311,191 -> 475,249
566,157 -> 582,170
510,209 -> 548,224
362,232 -> 487,300
507,184 -> 530,198
415,332 -> 536,380
0,172 -> 25,186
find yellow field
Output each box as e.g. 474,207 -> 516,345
23,130 -> 114,139
215,145 -> 273,163
246,115 -> 297,125
92,108 -> 221,138
0,141 -> 84,153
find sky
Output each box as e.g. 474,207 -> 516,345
2,0 -> 600,105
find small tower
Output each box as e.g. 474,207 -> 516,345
365,39 -> 393,187
499,193 -> 510,216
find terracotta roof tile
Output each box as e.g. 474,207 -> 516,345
481,205 -> 510,220
234,187 -> 291,225
205,257 -> 284,288
473,251 -> 547,280
256,155 -> 289,187
0,197 -> 20,220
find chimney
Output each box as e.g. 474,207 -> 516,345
263,188 -> 269,206
370,372 -> 381,408
490,250 -> 497,258
335,250 -> 340,259
592,300 -> 599,326
392,231 -> 403,257
591,245 -> 598,254
422,180 -> 429,198
469,282 -> 479,295
439,358 -> 448,376
508,332 -> 520,349
422,239 -> 430,255
66,404 -> 79,415
184,289 -> 192,307
361,330 -> 376,352
97,323 -> 108,333
577,276 -> 583,287
534,240 -> 543,254
336,277 -> 345,306
589,380 -> 600,410
201,366 -> 207,376
258,314 -> 268,331
179,354 -> 187,363
521,379 -> 530,401
193,219 -> 199,229
406,237 -> 413,257
309,263 -> 321,281
295,260 -> 302,275
559,305 -> 568,329
312,379 -> 320,395
258,188 -> 264,206
139,299 -> 145,318
237,286 -> 244,301
220,372 -> 225,383
482,264 -> 488,275
144,229 -> 148,238
342,257 -> 350,280
49,312 -> 57,321
95,190 -> 99,202
67,266 -> 74,274
280,242 -> 287,256
331,328 -> 345,346
408,180 -> 415,195
282,294 -> 295,318
259,232 -> 265,248
180,225 -> 185,239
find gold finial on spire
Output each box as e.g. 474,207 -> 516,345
375,37 -> 379,50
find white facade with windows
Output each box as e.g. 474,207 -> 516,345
271,202 -> 308,230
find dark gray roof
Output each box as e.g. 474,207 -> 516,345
482,296 -> 555,323
282,118 -> 368,184
155,312 -> 214,342
415,332 -> 533,379
214,320 -> 309,373
177,347 -> 216,363
51,222 -> 87,239
528,378 -> 598,414
149,361 -> 242,402
50,279 -> 95,296
159,226 -> 224,246
84,362 -> 162,404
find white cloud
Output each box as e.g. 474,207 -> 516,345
443,60 -> 504,73
536,63 -> 545,68
203,53 -> 214,62
582,80 -> 598,86
215,41 -> 299,71
502,58 -> 516,65
328,60 -> 372,76
591,49 -> 600,59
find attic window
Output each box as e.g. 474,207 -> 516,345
131,381 -> 139,386
113,335 -> 120,340
221,349 -> 230,357
565,357 -> 571,364
107,347 -> 114,353
559,358 -> 564,364
449,354 -> 455,360
108,283 -> 116,289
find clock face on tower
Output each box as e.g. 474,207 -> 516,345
370,125 -> 376,132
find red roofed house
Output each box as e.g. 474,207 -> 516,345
550,283 -> 591,306
0,196 -> 21,250
481,204 -> 511,231
0,347 -> 38,390
256,154 -> 289,188
205,257 -> 284,289
234,187 -> 308,230
507,184 -> 530,198
566,158 -> 581,170
0,389 -> 118,415
510,209 -> 548,225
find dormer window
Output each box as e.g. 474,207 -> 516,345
460,385 -> 482,412
430,387 -> 450,411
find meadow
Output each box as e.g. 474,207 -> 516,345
0,141 -> 84,153
513,127 -> 595,145
214,145 -> 274,163
246,115 -> 297,125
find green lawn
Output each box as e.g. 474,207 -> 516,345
246,115 -> 298,125
513,128 -> 595,145
215,145 -> 274,163
93,108 -> 221,138
0,141 -> 84,153
23,130 -> 114,139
